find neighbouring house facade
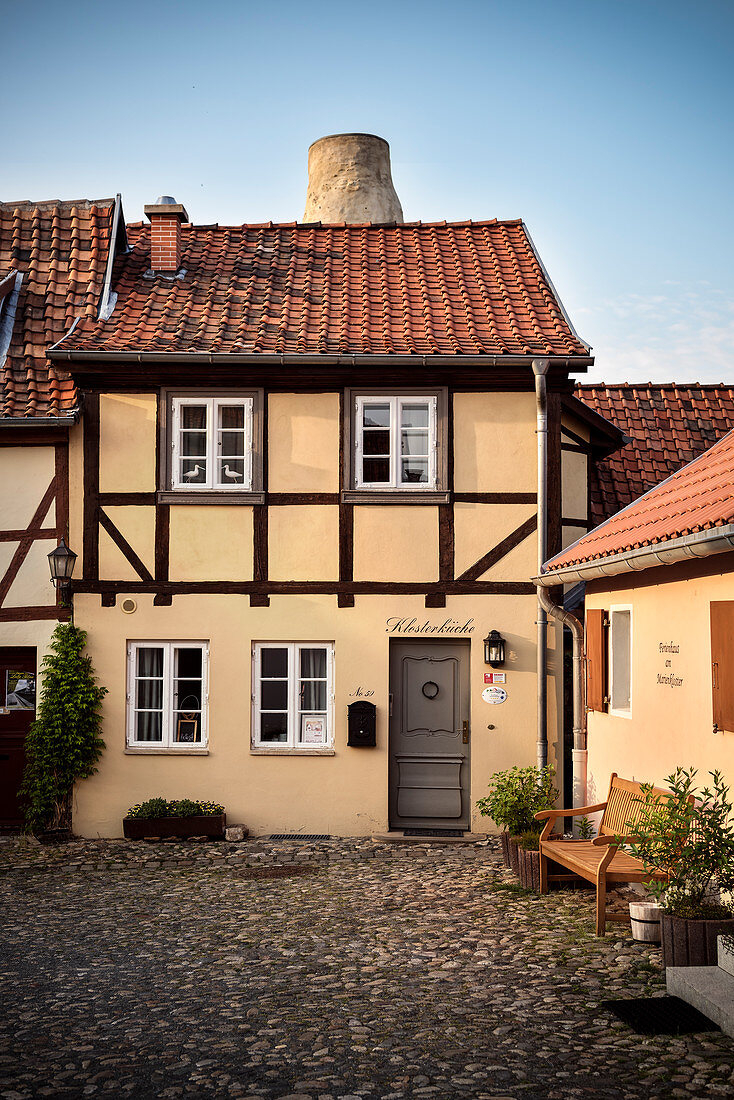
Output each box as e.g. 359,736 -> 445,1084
0,197 -> 127,829
540,425 -> 734,804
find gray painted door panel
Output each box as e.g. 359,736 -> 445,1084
389,641 -> 470,829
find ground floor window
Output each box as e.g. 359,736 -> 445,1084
252,643 -> 333,749
127,642 -> 209,748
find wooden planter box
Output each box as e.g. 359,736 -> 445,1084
508,835 -> 521,877
123,814 -> 226,840
661,914 -> 734,968
500,831 -> 512,868
517,846 -> 541,892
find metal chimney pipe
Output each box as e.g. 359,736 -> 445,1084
532,357 -> 550,770
303,134 -> 404,224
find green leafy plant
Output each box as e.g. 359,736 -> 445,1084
20,624 -> 107,834
625,767 -> 734,919
126,798 -> 225,819
476,765 -> 558,836
517,829 -> 541,851
577,815 -> 595,840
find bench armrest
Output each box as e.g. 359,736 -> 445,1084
534,802 -> 608,821
591,833 -> 636,847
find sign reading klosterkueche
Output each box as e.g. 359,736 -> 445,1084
657,641 -> 683,688
385,617 -> 475,635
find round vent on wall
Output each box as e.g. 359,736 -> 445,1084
121,598 -> 137,615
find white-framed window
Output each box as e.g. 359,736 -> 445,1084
252,643 -> 334,750
355,396 -> 437,489
609,607 -> 632,716
127,642 -> 209,748
172,397 -> 253,490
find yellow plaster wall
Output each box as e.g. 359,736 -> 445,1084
99,394 -> 157,493
169,506 -> 254,581
453,503 -> 536,579
562,450 -> 588,519
71,589 -> 550,837
585,569 -> 734,804
268,393 -> 340,492
353,506 -> 438,582
269,505 -> 339,581
99,507 -> 156,582
4,539 -> 57,608
0,446 -> 55,529
453,392 -> 536,493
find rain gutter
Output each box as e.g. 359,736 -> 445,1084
532,357 -> 549,771
47,350 -> 595,368
535,523 -> 734,587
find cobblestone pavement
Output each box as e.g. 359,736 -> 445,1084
1,836 -> 733,1099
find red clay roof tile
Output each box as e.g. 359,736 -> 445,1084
545,425 -> 734,572
61,220 -> 590,358
575,383 -> 734,526
0,198 -> 116,418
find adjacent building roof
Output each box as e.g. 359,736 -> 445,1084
55,220 -> 591,359
576,383 -> 734,525
0,198 -> 124,419
543,425 -> 734,577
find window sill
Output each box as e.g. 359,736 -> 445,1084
608,708 -> 632,720
250,747 -> 336,756
157,491 -> 265,505
125,747 -> 210,755
341,490 -> 450,504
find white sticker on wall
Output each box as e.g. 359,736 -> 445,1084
482,686 -> 507,704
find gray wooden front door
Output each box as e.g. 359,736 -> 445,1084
389,641 -> 470,830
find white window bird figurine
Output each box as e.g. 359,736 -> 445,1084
183,464 -> 205,480
222,464 -> 243,480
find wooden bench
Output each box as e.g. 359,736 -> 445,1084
534,773 -> 677,936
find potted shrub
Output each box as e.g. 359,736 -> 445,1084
476,765 -> 558,875
20,624 -> 107,841
516,830 -> 542,891
625,767 -> 734,967
123,797 -> 226,840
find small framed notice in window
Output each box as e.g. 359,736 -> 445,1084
176,717 -> 200,743
5,671 -> 35,711
301,715 -> 326,745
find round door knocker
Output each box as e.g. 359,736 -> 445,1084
422,680 -> 439,699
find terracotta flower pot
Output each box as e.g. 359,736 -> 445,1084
517,846 -> 541,891
123,814 -> 226,840
508,835 -> 521,877
661,913 -> 734,968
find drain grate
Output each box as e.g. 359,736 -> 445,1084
267,834 -> 333,842
602,996 -> 720,1035
403,828 -> 465,837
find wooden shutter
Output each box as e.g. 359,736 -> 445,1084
586,608 -> 608,712
711,602 -> 734,733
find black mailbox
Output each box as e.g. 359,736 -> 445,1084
347,700 -> 377,747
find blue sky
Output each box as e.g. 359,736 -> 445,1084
3,0 -> 733,383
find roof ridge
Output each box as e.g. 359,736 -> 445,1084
0,197 -> 115,211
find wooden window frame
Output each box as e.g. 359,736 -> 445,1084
711,601 -> 734,734
342,387 -> 450,503
126,641 -> 210,752
158,388 -> 265,504
608,605 -> 632,718
251,642 -> 334,752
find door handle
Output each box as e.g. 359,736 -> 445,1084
462,720 -> 470,744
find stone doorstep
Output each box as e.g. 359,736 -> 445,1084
666,965 -> 734,1037
718,935 -> 734,979
371,832 -> 481,845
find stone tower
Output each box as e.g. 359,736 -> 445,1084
303,133 -> 404,224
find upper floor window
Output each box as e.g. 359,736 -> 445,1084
354,395 -> 439,490
172,397 -> 253,490
609,607 -> 631,715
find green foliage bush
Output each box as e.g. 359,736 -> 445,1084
517,829 -> 541,851
625,767 -> 734,919
126,797 -> 225,819
476,765 -> 558,836
20,624 -> 107,833
577,815 -> 595,840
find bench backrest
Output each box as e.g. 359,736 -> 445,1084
599,773 -> 673,836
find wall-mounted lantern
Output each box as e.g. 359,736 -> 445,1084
483,629 -> 506,667
48,538 -> 77,607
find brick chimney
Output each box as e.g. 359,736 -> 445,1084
143,195 -> 189,272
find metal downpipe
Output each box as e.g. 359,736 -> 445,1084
532,358 -> 549,770
538,587 -> 587,806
